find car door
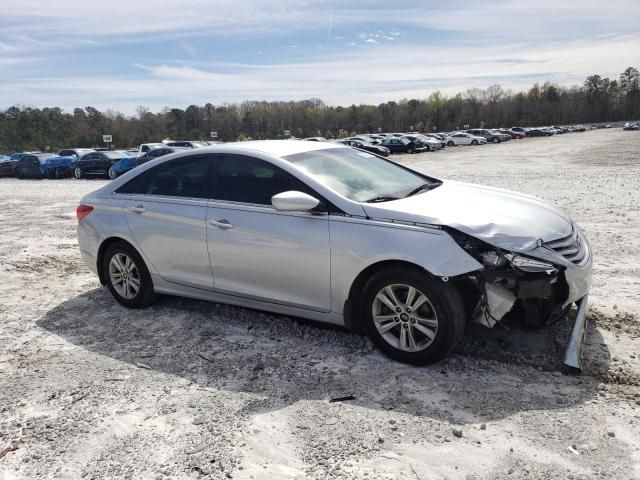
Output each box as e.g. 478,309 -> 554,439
205,153 -> 331,312
455,134 -> 470,145
122,154 -> 214,290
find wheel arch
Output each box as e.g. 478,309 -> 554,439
96,236 -> 137,285
343,259 -> 432,333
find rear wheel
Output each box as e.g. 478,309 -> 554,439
360,268 -> 465,365
492,137 -> 500,143
407,147 -> 415,154
103,242 -> 156,308
108,167 -> 118,179
447,140 -> 454,146
73,167 -> 83,179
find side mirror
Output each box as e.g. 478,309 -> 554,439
271,191 -> 320,212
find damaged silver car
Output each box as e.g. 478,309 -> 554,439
76,140 -> 592,369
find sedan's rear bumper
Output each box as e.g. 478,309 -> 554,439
563,294 -> 588,370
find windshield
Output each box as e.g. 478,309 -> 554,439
285,147 -> 439,202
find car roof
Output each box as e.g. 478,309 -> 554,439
210,140 -> 346,158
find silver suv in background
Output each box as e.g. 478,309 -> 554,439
466,129 -> 511,143
76,141 -> 592,368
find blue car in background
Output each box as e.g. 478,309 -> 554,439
0,155 -> 17,177
41,154 -> 77,178
109,146 -> 188,178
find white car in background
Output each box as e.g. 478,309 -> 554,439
446,132 -> 487,146
137,143 -> 166,156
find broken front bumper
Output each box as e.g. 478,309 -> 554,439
563,295 -> 588,370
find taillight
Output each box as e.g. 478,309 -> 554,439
76,204 -> 94,222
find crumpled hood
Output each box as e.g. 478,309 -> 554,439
361,180 -> 573,252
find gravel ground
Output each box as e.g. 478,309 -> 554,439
0,128 -> 639,480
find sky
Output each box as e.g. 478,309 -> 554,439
1,0 -> 639,115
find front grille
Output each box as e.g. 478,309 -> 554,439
544,226 -> 588,266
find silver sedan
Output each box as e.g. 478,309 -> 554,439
77,141 -> 592,368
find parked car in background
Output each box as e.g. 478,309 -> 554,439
498,129 -> 525,139
525,128 -> 553,137
165,140 -> 209,148
72,150 -> 135,179
446,132 -> 487,146
58,148 -> 96,158
303,137 -> 328,142
402,135 -> 441,151
109,146 -> 188,178
382,137 -> 426,154
346,136 -> 382,145
0,156 -> 17,177
137,143 -> 166,155
623,122 -> 639,130
41,154 -> 77,178
337,139 -> 390,157
425,133 -> 451,147
76,140 -> 592,369
14,153 -> 56,179
466,129 -> 509,143
511,127 -> 526,134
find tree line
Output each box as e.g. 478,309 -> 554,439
1,66 -> 638,152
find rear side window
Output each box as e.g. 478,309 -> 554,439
115,155 -> 210,198
213,154 -> 312,205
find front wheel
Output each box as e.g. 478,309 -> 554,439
73,167 -> 83,179
447,141 -> 454,146
407,148 -> 415,154
360,268 -> 465,365
104,242 -> 156,308
108,166 -> 118,179
471,140 -> 478,145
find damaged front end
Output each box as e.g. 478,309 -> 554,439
445,227 -> 592,370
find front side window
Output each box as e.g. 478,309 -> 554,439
137,155 -> 210,198
213,154 -> 311,205
285,148 -> 439,202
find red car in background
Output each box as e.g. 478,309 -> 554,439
499,129 -> 526,139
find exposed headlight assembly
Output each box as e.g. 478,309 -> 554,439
508,254 -> 557,274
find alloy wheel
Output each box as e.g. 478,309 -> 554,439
108,167 -> 117,179
108,253 -> 141,300
74,167 -> 82,179
371,284 -> 439,352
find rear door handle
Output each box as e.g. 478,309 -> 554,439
208,218 -> 234,229
128,205 -> 145,214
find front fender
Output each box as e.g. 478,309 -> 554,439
329,216 -> 482,315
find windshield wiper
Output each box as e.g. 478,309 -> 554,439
404,183 -> 433,198
365,195 -> 400,203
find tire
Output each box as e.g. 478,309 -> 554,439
360,267 -> 465,365
103,241 -> 156,308
15,170 -> 22,179
447,141 -> 454,146
108,167 -> 118,179
471,140 -> 478,145
73,167 -> 83,179
492,137 -> 499,143
407,148 -> 415,154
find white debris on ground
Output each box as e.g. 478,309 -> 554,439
0,128 -> 639,479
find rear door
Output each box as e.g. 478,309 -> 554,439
205,153 -> 331,311
122,154 -> 214,290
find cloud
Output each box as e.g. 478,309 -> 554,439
1,1 -> 639,113
3,34 -> 638,115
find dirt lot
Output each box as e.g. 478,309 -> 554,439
1,129 -> 639,480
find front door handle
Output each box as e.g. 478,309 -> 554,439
128,205 -> 145,214
208,218 -> 234,229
